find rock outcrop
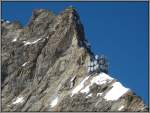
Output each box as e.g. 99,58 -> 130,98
1,7 -> 148,112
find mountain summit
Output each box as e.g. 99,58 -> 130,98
1,7 -> 148,112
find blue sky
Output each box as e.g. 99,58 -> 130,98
2,1 -> 148,105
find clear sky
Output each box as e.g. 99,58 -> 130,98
2,1 -> 148,105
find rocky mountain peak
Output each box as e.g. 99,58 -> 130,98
1,8 -> 148,112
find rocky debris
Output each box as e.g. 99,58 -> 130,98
1,6 -> 148,112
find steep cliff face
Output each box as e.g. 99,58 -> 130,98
1,7 -> 148,112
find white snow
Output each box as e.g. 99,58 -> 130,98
70,76 -> 76,88
23,41 -> 31,45
91,72 -> 114,85
70,82 -> 73,89
97,93 -> 103,96
71,76 -> 89,97
80,85 -> 90,94
12,38 -> 17,42
86,93 -> 92,98
71,72 -> 129,101
50,97 -> 59,108
23,38 -> 42,46
22,62 -> 28,67
70,76 -> 76,82
12,96 -> 24,104
71,72 -> 114,97
32,38 -> 42,43
80,73 -> 113,95
104,82 -> 129,101
118,105 -> 124,111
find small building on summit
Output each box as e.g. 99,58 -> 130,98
87,54 -> 109,74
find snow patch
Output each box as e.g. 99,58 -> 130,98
70,82 -> 74,89
12,38 -> 17,42
104,82 -> 129,101
70,76 -> 76,82
50,97 -> 59,108
23,38 -> 42,46
23,41 -> 31,45
86,93 -> 92,98
71,76 -> 89,97
12,96 -> 24,105
70,76 -> 76,88
71,72 -> 129,101
72,72 -> 114,96
22,62 -> 29,67
33,38 -> 42,43
80,85 -> 90,94
118,105 -> 124,111
97,93 -> 103,96
91,72 -> 114,85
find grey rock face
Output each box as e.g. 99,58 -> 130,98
1,7 -> 148,112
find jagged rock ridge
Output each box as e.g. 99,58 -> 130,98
1,7 -> 148,112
